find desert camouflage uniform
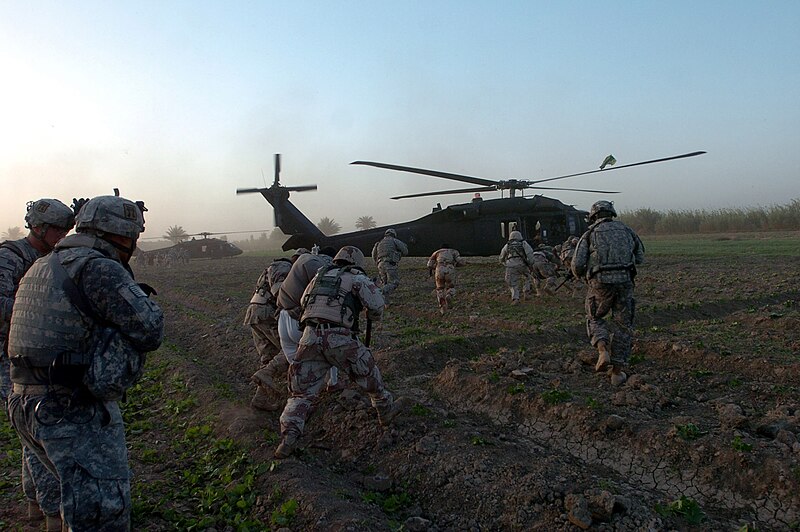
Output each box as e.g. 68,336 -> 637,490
426,248 -> 465,313
572,218 -> 644,366
7,233 -> 164,531
371,235 -> 408,303
530,250 -> 559,295
0,238 -> 62,518
499,238 -> 536,303
279,266 -> 393,442
245,258 -> 292,406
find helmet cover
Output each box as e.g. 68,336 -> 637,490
333,245 -> 365,268
25,198 -> 75,230
75,195 -> 145,239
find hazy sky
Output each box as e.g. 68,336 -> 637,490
1,1 -> 798,239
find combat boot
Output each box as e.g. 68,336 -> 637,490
45,514 -> 62,532
250,387 -> 281,411
251,367 -> 281,393
27,500 -> 44,522
610,366 -> 627,386
595,341 -> 611,372
274,432 -> 299,459
377,397 -> 411,427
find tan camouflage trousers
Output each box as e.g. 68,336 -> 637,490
250,320 -> 281,365
279,326 -> 393,439
434,264 -> 457,310
377,261 -> 401,303
585,279 -> 636,366
504,264 -> 532,302
531,262 -> 558,295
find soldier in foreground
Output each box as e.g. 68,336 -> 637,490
499,230 -> 535,304
426,244 -> 466,314
571,200 -> 644,386
246,249 -> 307,411
7,195 -> 164,530
275,246 -> 403,459
1,198 -> 75,529
371,228 -> 408,305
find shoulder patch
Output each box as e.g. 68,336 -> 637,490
128,284 -> 148,298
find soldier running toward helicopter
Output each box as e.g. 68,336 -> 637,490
371,228 -> 408,306
499,230 -> 536,304
245,248 -> 308,411
572,200 -> 644,386
426,244 -> 466,314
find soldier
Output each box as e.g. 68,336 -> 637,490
371,228 -> 408,305
530,246 -> 559,296
499,230 -> 535,304
426,244 -> 466,314
1,198 -> 74,529
572,200 -> 644,386
246,248 -> 307,411
7,195 -> 164,530
275,246 -> 403,458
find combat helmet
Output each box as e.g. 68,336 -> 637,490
75,195 -> 145,240
25,199 -> 75,230
509,230 -> 523,241
333,245 -> 365,268
385,228 -> 397,237
589,200 -> 617,222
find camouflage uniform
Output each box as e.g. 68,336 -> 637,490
572,207 -> 644,372
7,197 -> 164,531
278,251 -> 394,457
0,237 -> 62,519
499,232 -> 536,303
371,229 -> 408,304
426,248 -> 465,313
245,257 -> 293,408
530,250 -> 558,295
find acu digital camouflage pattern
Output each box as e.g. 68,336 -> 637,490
499,238 -> 536,303
371,234 -> 409,302
426,248 -> 465,312
571,217 -> 645,366
0,237 -> 62,517
280,268 -> 392,441
7,232 -> 164,530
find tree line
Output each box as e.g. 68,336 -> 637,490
619,198 -> 800,235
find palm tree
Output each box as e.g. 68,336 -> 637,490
164,225 -> 189,244
317,217 -> 341,235
355,215 -> 377,231
1,226 -> 23,240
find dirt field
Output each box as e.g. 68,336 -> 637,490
2,237 -> 799,531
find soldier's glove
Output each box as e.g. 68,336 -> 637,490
71,197 -> 90,216
138,283 -> 158,296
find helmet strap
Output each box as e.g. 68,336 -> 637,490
103,236 -> 137,262
29,225 -> 54,253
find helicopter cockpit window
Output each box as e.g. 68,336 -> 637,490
201,245 -> 207,253
500,221 -> 517,239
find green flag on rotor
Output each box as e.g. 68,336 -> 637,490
600,154 -> 616,170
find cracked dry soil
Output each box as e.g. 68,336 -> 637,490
2,245 -> 799,531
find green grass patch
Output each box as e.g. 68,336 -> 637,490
675,423 -> 705,441
655,495 -> 705,524
541,388 -> 572,405
731,435 -> 753,452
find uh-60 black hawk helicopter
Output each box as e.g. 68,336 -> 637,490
135,231 -> 245,265
237,151 -> 705,257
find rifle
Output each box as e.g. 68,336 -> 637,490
365,316 -> 372,347
554,271 -> 574,292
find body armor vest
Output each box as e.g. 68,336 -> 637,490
1,238 -> 40,339
374,237 -> 400,263
587,220 -> 638,283
8,239 -> 105,383
301,266 -> 364,331
506,241 -> 528,264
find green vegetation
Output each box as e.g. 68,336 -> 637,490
675,423 -> 705,441
731,435 -> 753,452
640,232 -> 800,257
621,199 -> 800,235
507,382 -> 526,395
361,490 -> 413,514
541,388 -> 572,405
655,495 -> 705,524
410,403 -> 432,416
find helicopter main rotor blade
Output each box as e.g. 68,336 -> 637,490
526,185 -> 620,194
285,185 -> 318,192
236,187 -> 267,194
391,185 -> 498,200
529,151 -> 707,185
352,160 -> 496,187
